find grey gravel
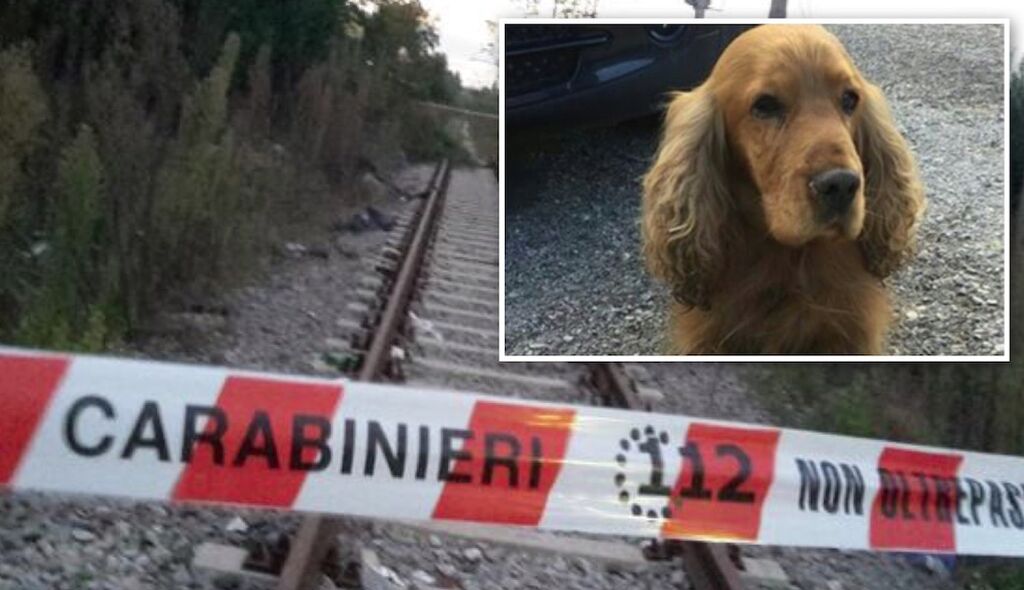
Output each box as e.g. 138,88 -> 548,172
462,548 -> 484,563
397,169 -> 680,589
0,166 -> 675,590
504,23 -> 1005,356
0,167 -> 426,590
830,24 -> 1006,356
2,35 -> 1002,588
71,528 -> 98,543
350,522 -> 678,590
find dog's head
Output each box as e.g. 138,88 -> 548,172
642,25 -> 925,308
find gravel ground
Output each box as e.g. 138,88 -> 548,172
0,167 -> 679,590
504,23 -> 1006,356
0,166 -> 428,590
0,161 -> 969,590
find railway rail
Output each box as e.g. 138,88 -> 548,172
273,159 -> 746,590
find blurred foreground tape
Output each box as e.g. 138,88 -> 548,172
2,347 -> 1023,556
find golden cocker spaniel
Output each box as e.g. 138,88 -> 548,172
642,25 -> 925,354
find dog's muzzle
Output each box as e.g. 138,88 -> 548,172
810,168 -> 860,218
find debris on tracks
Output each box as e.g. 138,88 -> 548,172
335,206 -> 397,234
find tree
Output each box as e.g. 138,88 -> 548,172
360,0 -> 458,104
172,0 -> 351,93
362,1 -> 434,57
0,45 -> 49,229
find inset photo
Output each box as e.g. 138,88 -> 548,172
501,20 -> 1008,359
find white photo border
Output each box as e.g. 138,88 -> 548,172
498,17 -> 1012,362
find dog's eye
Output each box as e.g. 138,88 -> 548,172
841,90 -> 859,114
751,94 -> 785,120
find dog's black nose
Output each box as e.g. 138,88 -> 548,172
810,168 -> 860,215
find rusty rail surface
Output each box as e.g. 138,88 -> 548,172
276,159 -> 451,590
276,161 -> 741,590
590,363 -> 746,590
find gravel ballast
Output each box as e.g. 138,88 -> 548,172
504,23 -> 1006,356
0,168 -> 678,590
0,162 -> 970,590
0,168 -> 426,590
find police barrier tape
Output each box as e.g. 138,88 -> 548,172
2,348 -> 1024,556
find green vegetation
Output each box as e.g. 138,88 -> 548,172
152,33 -> 245,292
458,85 -> 499,115
0,45 -> 48,229
0,0 -> 466,349
18,124 -> 113,351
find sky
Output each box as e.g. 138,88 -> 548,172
419,0 -> 1023,89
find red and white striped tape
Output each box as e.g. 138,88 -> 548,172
2,348 -> 1023,555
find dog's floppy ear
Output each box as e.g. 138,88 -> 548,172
641,87 -> 731,309
856,83 -> 926,278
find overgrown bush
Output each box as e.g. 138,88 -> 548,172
400,107 -> 470,163
0,0 -> 469,350
152,33 -> 246,292
240,44 -> 273,140
0,45 -> 48,228
0,44 -> 50,337
17,125 -> 114,350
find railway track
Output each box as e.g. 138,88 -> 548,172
274,160 -> 745,590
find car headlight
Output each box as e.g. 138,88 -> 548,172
646,24 -> 685,44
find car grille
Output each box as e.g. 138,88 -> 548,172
505,25 -> 608,97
